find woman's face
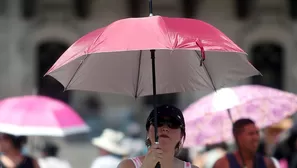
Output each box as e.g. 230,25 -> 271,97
0,134 -> 13,153
147,117 -> 183,152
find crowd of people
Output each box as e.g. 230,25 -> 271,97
0,104 -> 296,168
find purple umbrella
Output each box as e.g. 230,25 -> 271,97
183,85 -> 297,147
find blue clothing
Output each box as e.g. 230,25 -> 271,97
226,153 -> 267,168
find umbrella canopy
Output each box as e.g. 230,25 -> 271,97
0,95 -> 90,136
46,16 -> 260,97
183,85 -> 297,147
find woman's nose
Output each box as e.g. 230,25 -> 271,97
161,126 -> 169,132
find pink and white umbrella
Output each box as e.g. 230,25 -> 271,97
0,95 -> 90,137
183,85 -> 297,147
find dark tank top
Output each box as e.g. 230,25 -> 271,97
226,153 -> 267,168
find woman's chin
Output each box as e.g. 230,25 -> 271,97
158,139 -> 173,147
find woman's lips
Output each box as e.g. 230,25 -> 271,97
159,134 -> 170,138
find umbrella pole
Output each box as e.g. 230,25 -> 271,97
150,49 -> 161,168
227,109 -> 247,168
151,49 -> 158,143
149,0 -> 153,16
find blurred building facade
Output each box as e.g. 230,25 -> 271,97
0,0 -> 297,167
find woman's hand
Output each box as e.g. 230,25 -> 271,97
141,143 -> 163,168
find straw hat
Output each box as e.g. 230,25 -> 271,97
91,128 -> 129,156
268,118 -> 293,131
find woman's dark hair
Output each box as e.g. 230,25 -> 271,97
175,148 -> 191,162
2,133 -> 27,150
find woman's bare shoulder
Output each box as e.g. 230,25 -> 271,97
117,159 -> 135,168
117,156 -> 145,168
191,165 -> 199,168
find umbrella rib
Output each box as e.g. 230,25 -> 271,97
64,54 -> 91,90
194,51 -> 217,91
134,50 -> 142,98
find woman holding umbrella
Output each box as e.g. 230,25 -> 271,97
0,133 -> 39,168
117,104 -> 198,168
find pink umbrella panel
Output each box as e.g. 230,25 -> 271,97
183,85 -> 297,147
0,95 -> 90,137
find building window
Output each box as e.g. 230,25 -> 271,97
250,42 -> 284,89
20,0 -> 37,20
0,0 -> 7,16
127,0 -> 141,17
36,41 -> 71,103
181,0 -> 198,18
73,0 -> 90,19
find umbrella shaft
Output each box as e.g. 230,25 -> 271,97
151,50 -> 156,101
151,49 -> 160,168
227,109 -> 233,122
151,49 -> 158,142
149,0 -> 153,15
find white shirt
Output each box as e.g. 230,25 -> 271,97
38,157 -> 72,168
90,155 -> 122,168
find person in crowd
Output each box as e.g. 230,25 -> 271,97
90,128 -> 129,168
197,142 -> 228,168
0,133 -> 39,168
213,118 -> 275,168
259,118 -> 292,156
273,128 -> 297,168
117,104 -> 198,168
38,141 -> 72,168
